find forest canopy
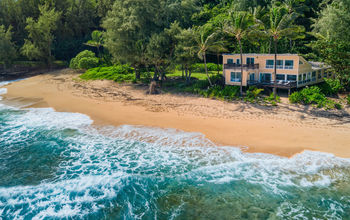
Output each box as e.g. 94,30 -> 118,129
0,0 -> 349,86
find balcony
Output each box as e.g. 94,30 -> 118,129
248,80 -> 297,89
224,63 -> 259,70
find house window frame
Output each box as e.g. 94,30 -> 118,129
230,72 -> 242,82
227,59 -> 234,64
276,74 -> 286,81
284,60 -> 294,69
276,60 -> 284,69
287,75 -> 297,81
266,60 -> 274,69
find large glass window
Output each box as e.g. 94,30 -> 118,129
260,73 -> 272,82
277,60 -> 284,69
284,60 -> 294,69
266,60 -> 274,69
298,74 -> 303,83
318,70 -> 322,79
230,72 -> 241,82
312,71 -> 316,81
249,73 -> 255,81
246,57 -> 255,65
236,59 -> 240,65
227,59 -> 234,64
276,74 -> 285,81
287,75 -> 297,81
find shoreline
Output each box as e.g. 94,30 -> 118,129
2,69 -> 350,158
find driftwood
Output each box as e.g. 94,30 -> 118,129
148,80 -> 160,95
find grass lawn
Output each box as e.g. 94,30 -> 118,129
167,70 -> 219,80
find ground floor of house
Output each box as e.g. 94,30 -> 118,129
224,68 -> 334,89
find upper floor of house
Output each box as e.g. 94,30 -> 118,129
222,53 -> 325,75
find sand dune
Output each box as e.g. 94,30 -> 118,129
2,69 -> 350,158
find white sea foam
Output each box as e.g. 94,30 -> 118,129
1,105 -> 350,219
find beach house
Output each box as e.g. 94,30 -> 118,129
222,53 -> 333,92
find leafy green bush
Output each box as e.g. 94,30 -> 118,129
80,65 -> 134,82
191,63 -> 222,72
244,86 -> 264,103
70,50 -> 99,70
289,86 -> 341,109
317,78 -> 344,96
78,57 -> 99,69
264,93 -> 281,104
347,94 -> 350,105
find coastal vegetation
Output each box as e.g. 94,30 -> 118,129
0,0 -> 349,108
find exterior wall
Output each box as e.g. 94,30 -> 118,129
222,54 -> 333,88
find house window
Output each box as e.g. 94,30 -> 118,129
323,71 -> 327,78
318,70 -> 322,79
236,59 -> 240,65
312,71 -> 316,81
303,73 -> 307,83
277,60 -> 284,69
298,74 -> 303,83
307,72 -> 311,82
284,60 -> 294,69
287,75 -> 297,81
328,71 -> 332,77
266,60 -> 274,69
246,57 -> 255,65
231,72 -> 241,82
227,59 -> 234,64
276,74 -> 285,81
260,73 -> 272,82
249,73 -> 255,81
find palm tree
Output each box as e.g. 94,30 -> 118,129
191,25 -> 226,87
224,11 -> 255,96
265,6 -> 304,99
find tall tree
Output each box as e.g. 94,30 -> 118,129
311,0 -> 350,87
224,10 -> 255,96
191,25 -> 226,86
0,25 -> 17,69
264,6 -> 304,99
21,4 -> 61,67
175,27 -> 199,83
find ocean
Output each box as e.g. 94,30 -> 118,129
1,81 -> 350,219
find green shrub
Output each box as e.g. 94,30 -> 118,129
70,50 -> 99,70
289,86 -> 342,109
191,63 -> 222,72
317,78 -> 344,96
265,93 -> 281,104
245,86 -> 264,103
347,94 -> 350,105
78,57 -> 99,70
80,65 -> 134,82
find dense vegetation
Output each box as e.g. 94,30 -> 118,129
0,0 -> 349,108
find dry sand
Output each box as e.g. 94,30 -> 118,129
2,69 -> 350,158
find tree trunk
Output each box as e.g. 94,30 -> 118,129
203,53 -> 213,86
182,65 -> 184,79
135,67 -> 140,80
239,40 -> 243,97
217,53 -> 220,75
273,39 -> 277,100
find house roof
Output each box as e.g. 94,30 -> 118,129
308,61 -> 330,70
222,53 -> 299,56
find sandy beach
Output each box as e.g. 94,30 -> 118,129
2,69 -> 350,158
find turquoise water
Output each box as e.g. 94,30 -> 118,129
1,82 -> 350,219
